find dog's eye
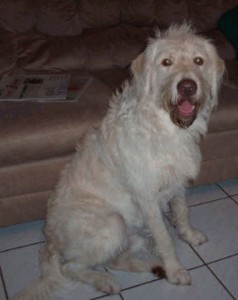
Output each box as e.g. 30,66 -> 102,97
194,57 -> 204,65
162,58 -> 173,66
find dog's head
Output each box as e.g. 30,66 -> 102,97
131,24 -> 225,129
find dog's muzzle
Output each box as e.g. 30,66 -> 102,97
171,79 -> 198,128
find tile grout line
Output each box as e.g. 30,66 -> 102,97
166,189 -> 235,214
189,246 -> 237,300
119,293 -> 125,300
205,265 -> 237,300
215,183 -> 238,205
105,267 -> 164,294
165,210 -> 238,300
117,277 -> 161,293
231,196 -> 238,205
0,266 -> 9,300
90,292 -> 125,300
165,196 -> 230,218
187,195 -> 231,209
0,240 -> 45,254
206,253 -> 238,266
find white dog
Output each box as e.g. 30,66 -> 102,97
16,24 -> 224,299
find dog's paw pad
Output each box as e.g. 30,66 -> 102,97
95,275 -> 120,294
167,268 -> 191,285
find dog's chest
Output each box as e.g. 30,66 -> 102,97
120,129 -> 201,196
160,142 -> 200,183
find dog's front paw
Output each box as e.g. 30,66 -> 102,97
95,274 -> 120,294
181,228 -> 208,247
166,266 -> 191,285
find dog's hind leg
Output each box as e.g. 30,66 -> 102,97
109,233 -> 166,278
61,212 -> 126,294
61,262 -> 121,294
109,249 -> 166,278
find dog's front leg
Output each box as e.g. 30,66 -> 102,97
170,193 -> 208,247
140,200 -> 191,285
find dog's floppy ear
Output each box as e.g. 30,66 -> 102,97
215,56 -> 225,90
131,52 -> 145,78
217,57 -> 225,78
210,55 -> 225,107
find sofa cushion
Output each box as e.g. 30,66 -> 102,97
36,0 -> 84,36
17,25 -> 153,72
0,30 -> 18,76
209,84 -> 238,133
204,29 -> 236,60
154,0 -> 189,28
0,155 -> 70,199
80,0 -> 120,28
121,0 -> 155,25
0,77 -> 111,167
0,0 -> 36,33
208,59 -> 238,133
188,0 -> 238,32
201,129 -> 238,162
197,155 -> 238,186
0,190 -> 50,226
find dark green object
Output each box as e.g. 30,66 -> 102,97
218,6 -> 238,58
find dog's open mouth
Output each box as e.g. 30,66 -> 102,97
178,98 -> 196,117
171,98 -> 197,128
169,78 -> 199,128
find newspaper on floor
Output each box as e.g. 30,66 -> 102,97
0,73 -> 93,102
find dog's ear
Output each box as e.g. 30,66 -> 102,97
211,55 -> 225,107
217,57 -> 225,78
215,56 -> 225,90
131,52 -> 145,78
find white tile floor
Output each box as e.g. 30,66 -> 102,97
0,178 -> 238,300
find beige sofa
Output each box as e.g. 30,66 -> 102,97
0,0 -> 238,226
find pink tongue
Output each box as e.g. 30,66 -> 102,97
178,100 -> 194,115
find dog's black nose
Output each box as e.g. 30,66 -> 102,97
177,79 -> 197,97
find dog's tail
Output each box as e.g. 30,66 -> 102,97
14,250 -> 67,300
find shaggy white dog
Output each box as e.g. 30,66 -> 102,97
16,24 -> 225,299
